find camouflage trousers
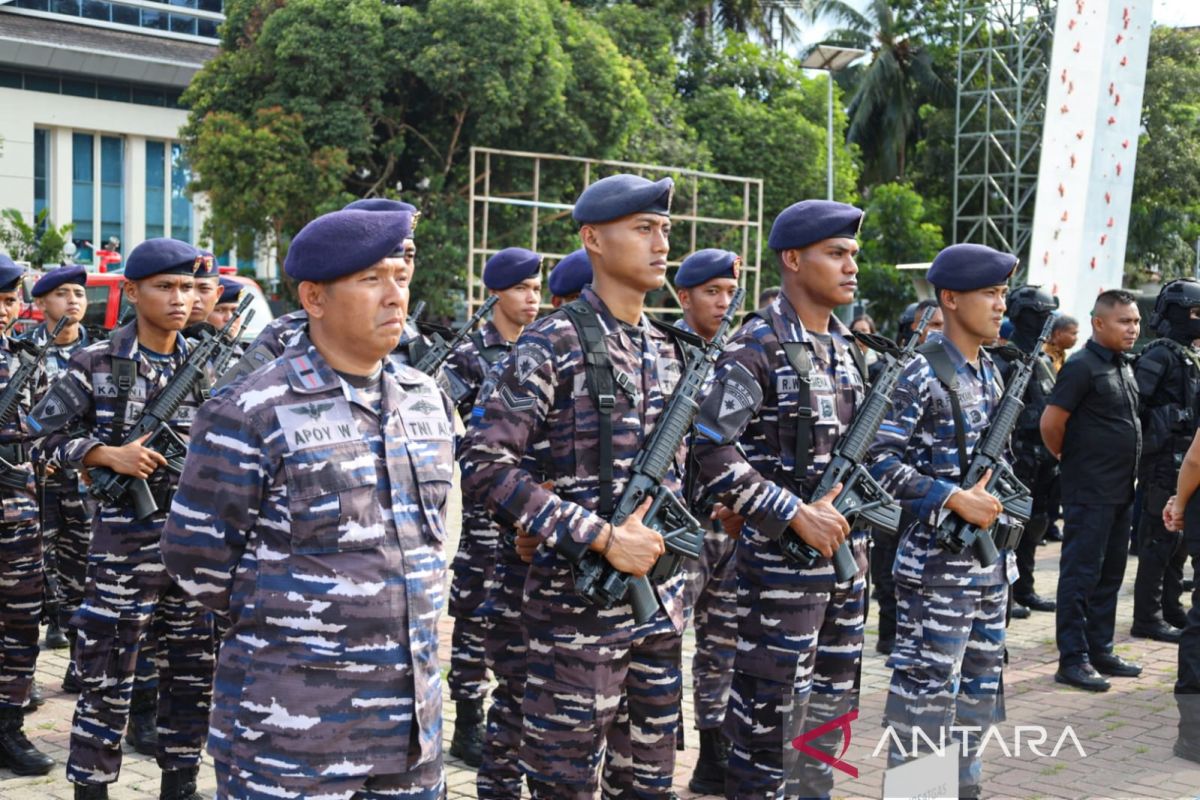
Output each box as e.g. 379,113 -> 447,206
724,585 -> 865,800
522,629 -> 682,799
681,528 -> 737,731
448,511 -> 498,702
0,518 -> 43,708
884,582 -> 1007,798
214,755 -> 443,800
479,612 -> 527,800
40,476 -> 94,627
68,527 -> 214,785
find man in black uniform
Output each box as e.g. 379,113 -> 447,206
994,286 -> 1060,617
1131,279 -> 1200,643
1042,290 -> 1143,692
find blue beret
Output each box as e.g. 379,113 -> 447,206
32,264 -> 87,297
926,243 -> 1017,292
0,254 -> 24,293
343,197 -> 419,225
572,174 -> 673,224
194,250 -> 219,279
284,210 -> 413,282
548,249 -> 592,297
217,277 -> 243,305
768,200 -> 863,251
483,247 -> 542,291
675,249 -> 740,289
124,238 -> 203,280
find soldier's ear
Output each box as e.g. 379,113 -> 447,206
580,225 -> 602,259
298,280 -> 327,320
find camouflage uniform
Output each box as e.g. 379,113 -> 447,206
443,320 -> 512,706
0,334 -> 48,713
31,322 -> 215,785
867,332 -> 1015,797
161,333 -> 451,798
24,322 -> 94,634
674,317 -> 737,735
460,287 -> 687,799
690,294 -> 868,798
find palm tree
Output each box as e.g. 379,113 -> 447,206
801,0 -> 952,182
687,0 -> 803,50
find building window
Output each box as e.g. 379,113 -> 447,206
146,141 -> 166,239
171,143 -> 192,244
100,136 -> 124,248
34,129 -> 50,224
13,0 -> 224,40
72,133 -> 94,263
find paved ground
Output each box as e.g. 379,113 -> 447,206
4,511 -> 1200,798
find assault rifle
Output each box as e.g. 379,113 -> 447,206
0,317 -> 69,490
412,295 -> 498,376
933,315 -> 1056,566
573,288 -> 746,624
88,294 -> 253,519
210,309 -> 256,380
779,308 -> 935,581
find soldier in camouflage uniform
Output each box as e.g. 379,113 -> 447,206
461,174 -> 689,799
867,243 -> 1018,799
669,249 -> 742,795
475,250 -> 592,800
29,239 -> 216,800
443,247 -> 542,767
26,265 -> 94,659
163,207 -> 450,800
0,255 -> 55,776
218,198 -> 421,387
690,202 -> 866,798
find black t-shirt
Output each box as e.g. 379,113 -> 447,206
1047,339 -> 1142,505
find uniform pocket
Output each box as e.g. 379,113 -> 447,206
284,443 -> 384,554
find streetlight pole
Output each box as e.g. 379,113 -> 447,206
801,44 -> 868,202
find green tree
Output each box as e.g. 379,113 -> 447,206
857,182 -> 943,330
1127,27 -> 1200,280
0,209 -> 74,269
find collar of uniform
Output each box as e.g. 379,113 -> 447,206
479,319 -> 511,349
580,286 -> 661,345
109,320 -> 189,364
768,292 -> 853,348
1085,337 -> 1122,364
924,330 -> 980,373
674,316 -> 695,335
282,334 -> 342,395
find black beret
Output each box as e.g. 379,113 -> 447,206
548,249 -> 592,297
483,247 -> 542,290
675,249 -> 740,288
124,238 -> 204,280
768,200 -> 863,251
572,174 -> 673,224
217,277 -> 243,305
284,210 -> 414,282
0,254 -> 24,293
32,263 -> 86,297
926,244 -> 1017,292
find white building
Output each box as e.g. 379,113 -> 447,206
0,1 -> 239,269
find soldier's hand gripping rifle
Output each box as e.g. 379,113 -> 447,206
934,315 -> 1055,566
412,295 -> 498,376
779,308 -> 936,582
0,316 -> 69,490
88,294 -> 254,520
572,288 -> 746,624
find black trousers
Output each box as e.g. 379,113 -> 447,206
1134,486 -> 1188,627
1056,502 -> 1133,668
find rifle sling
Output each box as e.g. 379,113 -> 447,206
916,340 -> 969,477
109,356 -> 137,446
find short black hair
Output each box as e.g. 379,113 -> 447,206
1051,314 -> 1078,333
1092,290 -> 1137,315
758,286 -> 781,307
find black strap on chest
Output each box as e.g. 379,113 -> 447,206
917,341 -> 969,477
1147,339 -> 1200,414
109,356 -> 137,446
563,300 -> 639,517
469,331 -> 509,367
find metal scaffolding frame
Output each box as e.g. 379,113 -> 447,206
467,146 -> 764,317
953,0 -> 1055,267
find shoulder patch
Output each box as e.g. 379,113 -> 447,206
513,342 -> 551,385
274,397 -> 358,453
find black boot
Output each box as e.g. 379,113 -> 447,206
74,784 -> 109,800
23,679 -> 44,714
448,698 -> 485,768
160,766 -> 202,800
63,660 -> 82,693
0,705 -> 54,775
125,688 -> 158,756
44,603 -> 69,650
688,727 -> 730,795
